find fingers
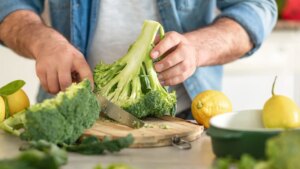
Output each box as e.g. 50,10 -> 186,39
157,60 -> 196,86
36,64 -> 49,93
152,35 -> 198,86
46,68 -> 60,94
151,31 -> 182,59
58,65 -> 72,92
154,35 -> 161,45
35,44 -> 93,94
154,45 -> 185,73
73,58 -> 94,90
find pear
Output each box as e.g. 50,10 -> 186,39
263,77 -> 300,128
0,96 -> 5,122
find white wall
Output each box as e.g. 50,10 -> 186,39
0,46 -> 39,104
223,30 -> 300,111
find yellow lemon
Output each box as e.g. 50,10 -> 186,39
263,77 -> 300,128
191,90 -> 232,128
0,96 -> 5,122
7,89 -> 30,116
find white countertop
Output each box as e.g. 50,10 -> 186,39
0,131 -> 215,169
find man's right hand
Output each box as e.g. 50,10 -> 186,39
0,10 -> 93,94
34,40 -> 93,94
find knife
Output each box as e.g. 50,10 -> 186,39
96,94 -> 145,128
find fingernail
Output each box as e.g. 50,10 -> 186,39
160,80 -> 165,85
151,51 -> 159,59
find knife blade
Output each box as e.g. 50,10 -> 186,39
96,94 -> 145,128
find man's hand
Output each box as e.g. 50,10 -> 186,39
0,10 -> 93,94
151,32 -> 198,86
151,18 -> 253,86
34,40 -> 93,94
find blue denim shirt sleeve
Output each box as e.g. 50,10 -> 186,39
0,0 -> 44,22
216,0 -> 278,56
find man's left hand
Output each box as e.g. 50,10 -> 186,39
150,31 -> 198,86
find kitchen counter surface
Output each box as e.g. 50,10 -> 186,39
0,130 -> 215,169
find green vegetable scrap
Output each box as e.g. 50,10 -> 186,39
65,134 -> 134,155
94,20 -> 177,119
94,163 -> 133,169
0,79 -> 100,144
159,124 -> 170,129
0,140 -> 67,169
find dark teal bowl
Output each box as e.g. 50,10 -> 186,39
207,110 -> 283,159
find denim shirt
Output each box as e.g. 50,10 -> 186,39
0,0 -> 277,102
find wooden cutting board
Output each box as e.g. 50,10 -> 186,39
84,116 -> 204,148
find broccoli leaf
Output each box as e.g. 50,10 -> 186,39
266,130 -> 300,169
20,140 -> 68,166
213,131 -> 300,169
64,134 -> 134,155
0,140 -> 67,169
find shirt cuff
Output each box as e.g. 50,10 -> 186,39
215,4 -> 265,56
0,2 -> 42,22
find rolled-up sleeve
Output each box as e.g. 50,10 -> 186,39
0,0 -> 44,22
216,0 -> 278,56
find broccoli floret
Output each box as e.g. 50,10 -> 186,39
94,20 -> 176,119
0,79 -> 100,144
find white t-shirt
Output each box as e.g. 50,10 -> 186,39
88,0 -> 191,113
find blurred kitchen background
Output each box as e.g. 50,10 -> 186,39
0,0 -> 300,111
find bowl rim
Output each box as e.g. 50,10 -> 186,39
209,109 -> 299,132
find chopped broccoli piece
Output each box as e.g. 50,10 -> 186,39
94,163 -> 133,169
0,79 -> 100,144
94,20 -> 176,119
0,140 -> 67,169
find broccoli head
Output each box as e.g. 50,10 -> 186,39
0,79 -> 100,144
94,20 -> 176,119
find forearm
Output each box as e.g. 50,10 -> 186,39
185,17 -> 253,67
0,10 -> 93,94
0,10 -> 68,59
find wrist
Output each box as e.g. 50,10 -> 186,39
30,26 -> 69,60
184,28 -> 220,67
184,17 -> 252,67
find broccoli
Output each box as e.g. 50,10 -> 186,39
94,20 -> 176,119
264,130 -> 300,169
213,131 -> 300,169
0,140 -> 67,169
0,79 -> 100,144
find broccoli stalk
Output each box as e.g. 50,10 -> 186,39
94,20 -> 176,119
0,110 -> 26,136
0,79 -> 101,144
